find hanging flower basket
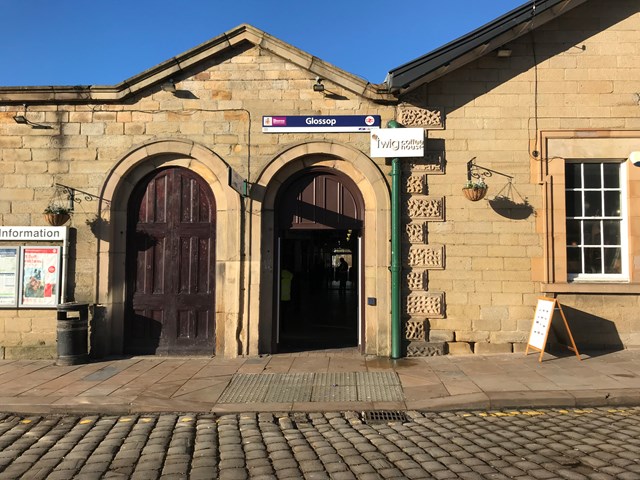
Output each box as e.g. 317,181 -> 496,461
44,204 -> 72,226
44,212 -> 70,226
462,186 -> 488,202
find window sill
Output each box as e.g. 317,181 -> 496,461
540,282 -> 640,294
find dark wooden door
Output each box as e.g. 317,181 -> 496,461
125,167 -> 216,355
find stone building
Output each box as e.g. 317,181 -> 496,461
389,0 -> 640,355
0,0 -> 638,359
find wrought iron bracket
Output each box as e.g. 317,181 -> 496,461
467,157 -> 514,183
55,183 -> 111,211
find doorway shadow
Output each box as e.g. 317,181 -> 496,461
279,279 -> 358,353
123,312 -> 162,355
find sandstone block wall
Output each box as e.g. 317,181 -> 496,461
401,0 -> 640,353
0,41 -> 392,358
1,1 -> 639,358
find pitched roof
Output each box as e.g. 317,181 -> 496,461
385,0 -> 588,93
0,24 -> 392,104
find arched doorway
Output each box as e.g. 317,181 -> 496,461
275,168 -> 364,352
124,166 -> 216,355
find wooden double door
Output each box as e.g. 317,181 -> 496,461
125,167 -> 216,355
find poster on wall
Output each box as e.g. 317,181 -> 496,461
19,246 -> 61,308
0,247 -> 19,308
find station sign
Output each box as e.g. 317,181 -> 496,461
370,128 -> 425,158
262,115 -> 381,133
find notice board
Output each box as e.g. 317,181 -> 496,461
0,247 -> 19,307
0,226 -> 68,308
526,297 -> 581,362
18,246 -> 62,308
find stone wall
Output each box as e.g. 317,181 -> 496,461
0,40 -> 392,358
1,1 -> 639,358
400,0 -> 640,354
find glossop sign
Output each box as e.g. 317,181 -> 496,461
370,128 -> 425,158
262,115 -> 381,133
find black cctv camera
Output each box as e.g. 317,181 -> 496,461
313,77 -> 325,92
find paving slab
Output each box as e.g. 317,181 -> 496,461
0,349 -> 637,415
402,383 -> 450,402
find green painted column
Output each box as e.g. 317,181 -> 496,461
388,120 -> 402,359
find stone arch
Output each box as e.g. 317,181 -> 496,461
248,141 -> 391,356
95,138 -> 243,357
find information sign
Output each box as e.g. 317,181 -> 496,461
0,226 -> 66,241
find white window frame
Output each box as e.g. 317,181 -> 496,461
565,160 -> 629,282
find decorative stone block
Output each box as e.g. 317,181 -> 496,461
405,223 -> 426,244
406,197 -> 444,221
406,270 -> 427,291
406,292 -> 445,318
405,320 -> 426,341
398,105 -> 444,130
407,246 -> 445,269
405,175 -> 425,194
406,341 -> 445,357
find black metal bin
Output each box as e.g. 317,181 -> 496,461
56,302 -> 89,366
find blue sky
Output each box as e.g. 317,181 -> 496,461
2,0 -> 526,87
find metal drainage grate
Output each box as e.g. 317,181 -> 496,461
218,372 -> 404,404
363,410 -> 408,424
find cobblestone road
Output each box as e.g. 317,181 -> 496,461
0,407 -> 638,479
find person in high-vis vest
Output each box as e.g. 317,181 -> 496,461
280,267 -> 294,331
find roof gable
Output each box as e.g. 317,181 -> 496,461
0,24 -> 392,104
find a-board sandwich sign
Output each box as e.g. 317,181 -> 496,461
525,297 -> 581,362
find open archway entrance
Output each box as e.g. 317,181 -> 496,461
275,168 -> 364,352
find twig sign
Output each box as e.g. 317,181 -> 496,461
526,297 -> 581,362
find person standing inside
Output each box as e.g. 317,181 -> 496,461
337,257 -> 349,294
